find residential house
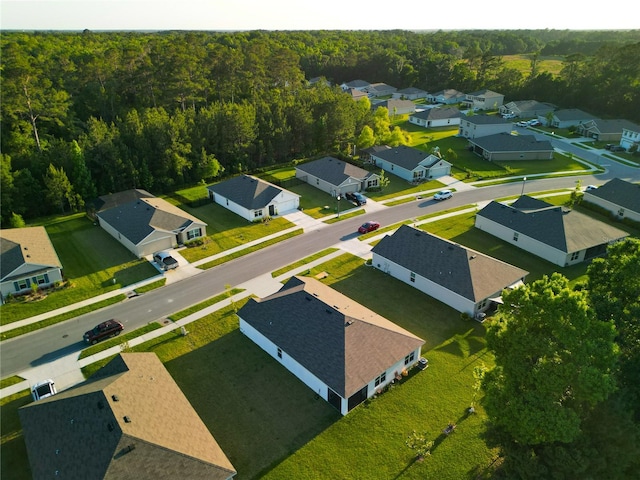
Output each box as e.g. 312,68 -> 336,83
207,174 -> 300,222
468,133 -> 554,161
369,145 -> 452,182
392,87 -> 429,100
307,76 -> 331,87
582,178 -> 640,223
96,190 -> 207,258
475,196 -> 629,267
500,100 -> 556,119
345,88 -> 369,101
237,276 -> 425,415
426,89 -> 466,105
363,82 -> 397,97
0,226 -> 63,303
295,156 -> 379,195
459,115 -> 513,139
546,108 -> 597,129
340,79 -> 370,92
371,98 -> 416,116
461,89 -> 504,111
620,123 -> 640,151
408,107 -> 464,128
19,353 -> 237,480
371,225 -> 527,316
576,118 -> 640,143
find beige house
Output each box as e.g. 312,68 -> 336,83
461,89 -> 504,111
0,226 -> 63,303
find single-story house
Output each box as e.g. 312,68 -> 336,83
369,145 -> 452,182
427,89 -> 466,105
307,76 -> 331,87
0,226 -> 64,303
475,196 -> 629,267
364,82 -> 397,97
96,190 -> 207,258
19,353 -> 237,480
459,115 -> 513,139
408,107 -> 464,128
237,276 -> 425,415
620,123 -> 640,151
371,225 -> 528,316
500,100 -> 555,119
359,145 -> 393,163
371,98 -> 416,116
546,108 -> 597,129
468,133 -> 554,161
346,88 -> 369,101
340,79 -> 370,92
392,87 -> 429,100
582,178 -> 640,223
576,118 -> 640,142
207,174 -> 300,222
295,156 -> 379,195
461,89 -> 504,111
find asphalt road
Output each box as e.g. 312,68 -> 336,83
1,153 -> 637,378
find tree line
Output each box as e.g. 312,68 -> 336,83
1,29 -> 639,224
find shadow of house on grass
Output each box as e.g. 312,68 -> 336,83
165,329 -> 340,480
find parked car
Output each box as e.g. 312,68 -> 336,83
585,185 -> 598,192
528,119 -> 542,126
31,379 -> 57,401
605,144 -> 625,152
153,251 -> 179,271
83,319 -> 124,345
345,191 -> 367,206
516,121 -> 528,127
358,221 -> 380,234
502,113 -> 516,119
433,190 -> 453,201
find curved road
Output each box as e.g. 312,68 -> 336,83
1,144 -> 638,378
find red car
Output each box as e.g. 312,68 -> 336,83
83,319 -> 124,344
358,221 -> 380,234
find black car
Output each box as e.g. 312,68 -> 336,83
83,319 -> 124,344
345,191 -> 367,205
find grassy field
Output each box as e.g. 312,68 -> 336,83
502,54 -> 565,76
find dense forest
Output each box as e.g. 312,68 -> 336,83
1,29 -> 639,224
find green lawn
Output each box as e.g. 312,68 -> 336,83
1,214 -> 157,325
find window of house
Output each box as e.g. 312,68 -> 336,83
277,347 -> 282,359
404,352 -> 415,365
254,210 -> 263,218
570,251 -> 580,261
16,279 -> 29,290
513,232 -> 519,242
478,299 -> 488,310
410,272 -> 416,283
35,275 -> 47,285
187,228 -> 202,240
316,178 -> 320,185
413,171 -> 423,180
391,165 -> 394,170
618,208 -> 625,217
374,371 -> 386,387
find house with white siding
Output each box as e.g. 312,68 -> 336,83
459,115 -> 513,139
371,225 -> 528,316
582,178 -> 640,223
392,87 -> 429,100
427,89 -> 465,105
369,145 -> 452,182
475,196 -> 629,267
295,156 -> 379,195
237,276 -> 425,415
409,107 -> 463,128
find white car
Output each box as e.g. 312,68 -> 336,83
502,113 -> 516,119
31,379 -> 57,401
434,190 -> 453,201
516,121 -> 528,127
585,185 -> 598,192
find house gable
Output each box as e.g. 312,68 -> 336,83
295,156 -> 375,188
584,178 -> 640,214
0,227 -> 62,282
207,175 -> 295,211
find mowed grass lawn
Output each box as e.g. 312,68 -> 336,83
1,214 -> 157,325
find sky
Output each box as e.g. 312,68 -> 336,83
1,0 -> 638,31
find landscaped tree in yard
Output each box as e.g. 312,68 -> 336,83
482,273 -> 618,446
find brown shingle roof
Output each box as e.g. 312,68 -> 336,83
19,353 -> 236,480
0,226 -> 62,281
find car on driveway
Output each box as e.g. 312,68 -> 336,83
516,121 -> 529,127
585,185 -> 598,192
433,190 -> 453,201
153,251 -> 179,271
31,379 -> 57,401
528,119 -> 542,127
358,221 -> 380,234
83,319 -> 124,345
345,191 -> 367,206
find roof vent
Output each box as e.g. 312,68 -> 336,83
345,320 -> 354,327
305,296 -> 312,301
112,395 -> 119,402
325,309 -> 332,314
124,416 -> 131,423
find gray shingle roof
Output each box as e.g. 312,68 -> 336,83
238,276 -> 424,398
588,118 -> 640,134
94,189 -> 155,212
370,145 -> 433,170
466,89 -> 502,98
97,198 -> 204,244
0,227 -> 62,281
463,115 -> 511,125
586,178 -> 640,213
477,197 -> 629,252
396,87 -> 428,95
207,174 -> 294,210
553,108 -> 596,122
19,353 -> 236,480
296,156 -> 374,186
371,225 -> 528,301
469,133 -> 553,153
410,107 -> 463,121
